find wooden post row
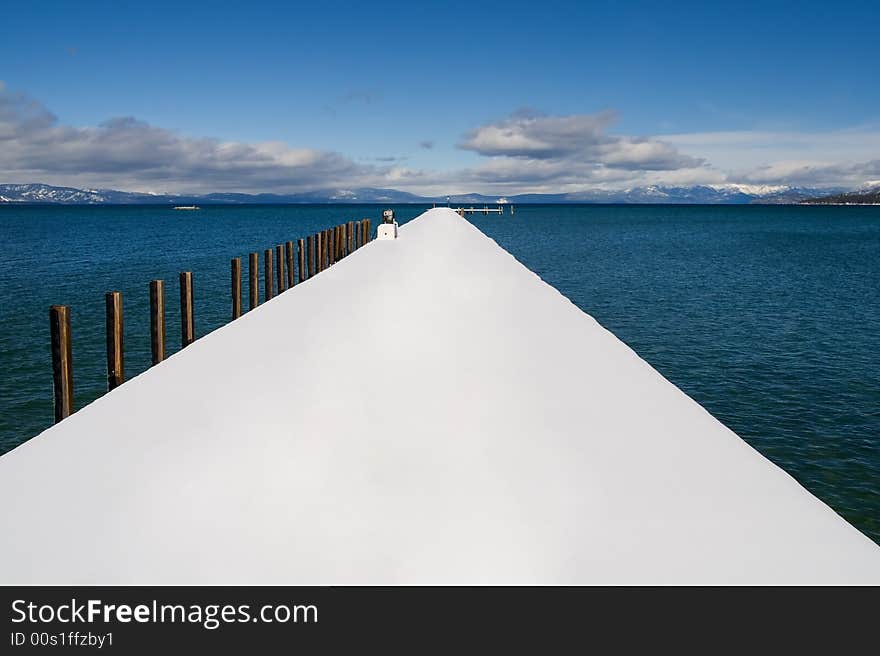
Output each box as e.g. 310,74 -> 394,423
286,241 -> 295,288
275,244 -> 285,294
150,279 -> 165,364
105,291 -> 124,391
298,239 -> 305,283
49,305 -> 73,423
249,252 -> 259,309
231,257 -> 242,320
180,271 -> 194,348
264,248 -> 274,300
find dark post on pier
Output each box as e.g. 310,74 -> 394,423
286,241 -> 295,289
329,229 -> 336,266
249,252 -> 259,309
49,305 -> 73,423
313,233 -> 319,274
231,257 -> 242,320
105,291 -> 124,391
264,248 -> 274,300
308,235 -> 315,278
150,279 -> 165,364
180,271 -> 194,348
297,239 -> 305,283
275,245 -> 285,294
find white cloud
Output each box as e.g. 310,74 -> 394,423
0,85 -> 391,193
663,128 -> 880,187
444,109 -> 712,193
460,110 -> 703,171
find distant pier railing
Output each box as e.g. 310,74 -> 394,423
48,215 -> 373,423
451,205 -> 514,215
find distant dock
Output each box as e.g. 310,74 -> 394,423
450,205 -> 513,215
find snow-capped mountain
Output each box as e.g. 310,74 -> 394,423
0,184 -> 427,205
0,183 -> 113,203
0,182 -> 852,205
802,182 -> 880,205
506,185 -> 842,204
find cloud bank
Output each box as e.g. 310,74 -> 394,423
461,110 -> 702,170
0,83 -> 386,193
451,110 -> 710,192
2,82 -> 880,195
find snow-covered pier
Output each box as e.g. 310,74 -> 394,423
1,208 -> 878,584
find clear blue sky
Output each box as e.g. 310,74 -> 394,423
2,0 -> 878,194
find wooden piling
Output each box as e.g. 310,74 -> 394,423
264,248 -> 274,300
49,305 -> 73,423
307,236 -> 315,278
231,257 -> 242,320
323,230 -> 329,268
249,252 -> 259,309
179,271 -> 194,348
286,241 -> 295,288
315,232 -> 322,273
297,238 -> 305,283
275,244 -> 285,293
150,280 -> 165,364
355,221 -> 360,249
313,234 -> 319,276
105,291 -> 124,390
348,221 -> 354,255
327,228 -> 336,266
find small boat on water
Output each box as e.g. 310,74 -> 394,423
173,205 -> 200,211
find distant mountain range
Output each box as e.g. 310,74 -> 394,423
0,183 -> 427,205
0,182 -> 867,205
801,185 -> 880,205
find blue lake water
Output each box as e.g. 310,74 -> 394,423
1,203 -> 878,543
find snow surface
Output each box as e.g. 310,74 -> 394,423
1,208 -> 878,584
